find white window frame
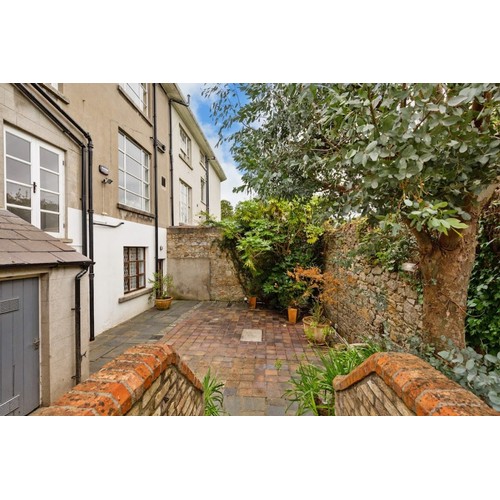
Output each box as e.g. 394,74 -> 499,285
179,126 -> 191,162
120,83 -> 148,114
3,126 -> 65,238
199,149 -> 207,170
200,176 -> 206,204
118,131 -> 150,212
179,180 -> 192,225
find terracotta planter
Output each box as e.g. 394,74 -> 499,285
248,296 -> 257,309
302,316 -> 330,344
287,307 -> 298,324
155,297 -> 173,310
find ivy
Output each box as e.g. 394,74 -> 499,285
466,193 -> 500,354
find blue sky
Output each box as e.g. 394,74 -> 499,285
178,83 -> 250,208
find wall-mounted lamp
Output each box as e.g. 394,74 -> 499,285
102,178 -> 113,185
99,164 -> 110,176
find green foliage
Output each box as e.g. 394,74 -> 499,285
405,199 -> 469,236
466,194 -> 500,353
284,343 -> 382,415
356,217 -> 418,272
202,368 -> 225,416
438,345 -> 500,411
148,272 -> 173,300
215,197 -> 327,307
206,83 -> 500,231
220,199 -> 234,220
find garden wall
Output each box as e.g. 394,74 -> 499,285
324,225 -> 422,343
167,226 -> 245,302
334,352 -> 499,416
35,343 -> 204,416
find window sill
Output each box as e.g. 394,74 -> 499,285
118,287 -> 152,304
117,85 -> 152,126
179,153 -> 192,169
117,203 -> 154,219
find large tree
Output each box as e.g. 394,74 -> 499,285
205,83 -> 500,348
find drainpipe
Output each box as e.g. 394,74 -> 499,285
74,265 -> 89,384
153,83 -> 159,279
205,156 -> 211,216
30,83 -> 96,341
88,140 -> 95,341
168,98 -> 175,226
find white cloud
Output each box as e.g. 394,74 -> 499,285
178,83 -> 251,208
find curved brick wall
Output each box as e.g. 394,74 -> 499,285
334,352 -> 498,416
34,344 -> 204,416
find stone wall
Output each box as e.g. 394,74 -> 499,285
35,343 -> 204,416
324,224 -> 422,343
334,352 -> 499,416
167,226 -> 245,302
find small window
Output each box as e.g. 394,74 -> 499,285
118,131 -> 150,212
121,83 -> 148,114
179,180 -> 192,225
200,149 -> 207,170
123,247 -> 146,293
180,126 -> 191,162
201,176 -> 206,204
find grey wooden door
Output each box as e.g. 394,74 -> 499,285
0,278 -> 40,416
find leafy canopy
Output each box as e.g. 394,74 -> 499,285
206,83 -> 500,233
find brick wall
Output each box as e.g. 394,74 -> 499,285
324,224 -> 422,343
35,344 -> 204,416
167,226 -> 245,301
334,352 -> 499,416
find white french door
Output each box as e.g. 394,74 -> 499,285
4,126 -> 65,237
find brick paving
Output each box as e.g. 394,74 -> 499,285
90,300 -> 323,416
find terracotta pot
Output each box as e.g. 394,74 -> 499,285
287,307 -> 298,324
248,296 -> 257,309
302,316 -> 330,344
155,297 -> 173,310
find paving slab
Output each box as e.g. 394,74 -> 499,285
89,300 -> 324,416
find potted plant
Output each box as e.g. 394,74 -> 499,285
148,272 -> 174,310
288,266 -> 339,344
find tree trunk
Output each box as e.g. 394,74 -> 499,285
418,217 -> 479,349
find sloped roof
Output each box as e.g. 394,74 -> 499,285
0,209 -> 90,267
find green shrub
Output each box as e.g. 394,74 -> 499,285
202,368 -> 225,416
284,343 -> 382,416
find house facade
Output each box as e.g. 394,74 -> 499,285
0,83 -> 225,412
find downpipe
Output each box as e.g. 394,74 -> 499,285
74,265 -> 89,385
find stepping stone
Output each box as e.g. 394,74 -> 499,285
241,329 -> 263,342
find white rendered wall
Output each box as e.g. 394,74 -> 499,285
69,208 -> 166,336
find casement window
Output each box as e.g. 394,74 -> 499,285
179,180 -> 192,225
118,131 -> 150,212
4,127 -> 65,237
200,176 -> 206,204
123,247 -> 146,293
121,83 -> 148,114
199,149 -> 207,170
179,126 -> 191,162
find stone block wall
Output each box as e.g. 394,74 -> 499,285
324,225 -> 422,343
167,226 -> 245,301
35,343 -> 204,416
334,352 -> 499,416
